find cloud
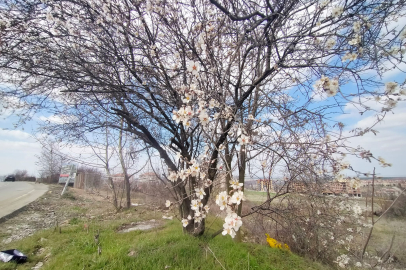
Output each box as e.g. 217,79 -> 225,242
0,140 -> 41,175
38,114 -> 77,124
340,101 -> 406,176
0,129 -> 32,140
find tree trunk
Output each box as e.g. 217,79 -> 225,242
118,120 -> 131,209
105,123 -> 119,211
184,218 -> 206,236
235,145 -> 246,242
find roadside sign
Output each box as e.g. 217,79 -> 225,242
58,165 -> 77,184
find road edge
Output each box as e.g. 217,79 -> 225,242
0,183 -> 49,224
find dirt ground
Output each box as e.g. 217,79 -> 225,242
0,185 -> 120,246
0,184 -> 176,249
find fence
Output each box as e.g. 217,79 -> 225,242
73,173 -> 103,192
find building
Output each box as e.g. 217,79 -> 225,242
322,181 -> 361,197
256,179 -> 273,192
290,180 -> 361,197
137,172 -> 160,184
112,173 -> 125,183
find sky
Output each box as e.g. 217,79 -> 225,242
1,86 -> 406,178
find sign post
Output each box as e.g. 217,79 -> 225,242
60,165 -> 77,196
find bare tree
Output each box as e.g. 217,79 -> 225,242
36,141 -> 66,184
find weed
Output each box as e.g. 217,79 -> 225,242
61,192 -> 76,201
69,217 -> 80,225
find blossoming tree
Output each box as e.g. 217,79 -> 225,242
0,0 -> 405,237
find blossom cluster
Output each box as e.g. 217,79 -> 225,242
215,180 -> 245,238
342,52 -> 357,62
182,187 -> 211,227
314,75 -> 340,97
168,159 -> 207,183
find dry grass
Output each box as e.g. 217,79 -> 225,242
366,217 -> 406,266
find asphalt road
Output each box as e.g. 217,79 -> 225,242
0,182 -> 49,219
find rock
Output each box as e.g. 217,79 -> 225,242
117,220 -> 161,233
35,248 -> 45,255
31,262 -> 43,270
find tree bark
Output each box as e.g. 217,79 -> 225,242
118,119 -> 131,209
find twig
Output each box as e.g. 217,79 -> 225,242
361,168 -> 375,259
380,235 -> 395,264
206,246 -> 227,270
374,187 -> 406,224
211,228 -> 223,239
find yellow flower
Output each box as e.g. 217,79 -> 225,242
265,234 -> 290,251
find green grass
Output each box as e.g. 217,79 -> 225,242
0,218 -> 327,270
245,190 -> 276,203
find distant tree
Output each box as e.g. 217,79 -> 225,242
36,141 -> 66,183
13,169 -> 28,181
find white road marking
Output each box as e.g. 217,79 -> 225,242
11,189 -> 35,202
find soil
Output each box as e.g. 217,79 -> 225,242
0,185 -> 117,246
0,185 -> 171,248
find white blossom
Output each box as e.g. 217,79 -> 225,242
326,37 -> 336,49
191,199 -> 199,211
198,111 -> 210,126
182,93 -> 192,103
342,52 -> 357,61
222,223 -> 236,238
238,134 -> 250,145
348,35 -> 361,46
168,171 -> 177,182
314,75 -> 339,97
224,212 -> 242,231
204,179 -> 212,187
335,254 -> 350,268
190,163 -> 200,177
187,61 -> 200,75
353,21 -> 361,32
385,98 -> 397,108
230,179 -> 243,189
385,82 -> 398,94
195,187 -> 206,199
209,99 -> 219,109
320,0 -> 329,7
230,190 -> 244,205
331,7 -> 343,18
216,191 -> 228,210
400,28 -> 406,40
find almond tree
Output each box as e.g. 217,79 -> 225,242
0,0 -> 405,237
